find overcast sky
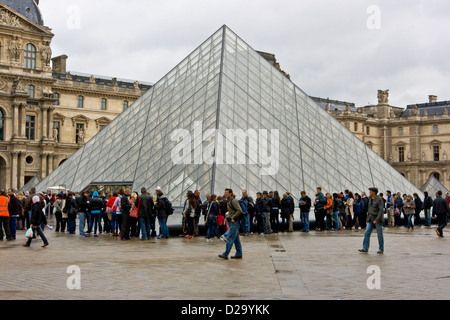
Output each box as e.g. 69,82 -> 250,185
39,0 -> 449,108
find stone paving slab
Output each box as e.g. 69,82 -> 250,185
0,218 -> 449,300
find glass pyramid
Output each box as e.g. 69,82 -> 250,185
420,176 -> 450,196
36,25 -> 423,206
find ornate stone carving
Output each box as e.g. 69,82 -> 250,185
0,76 -> 9,93
377,89 -> 389,105
40,42 -> 52,66
0,9 -> 22,28
8,36 -> 21,62
12,77 -> 27,94
78,129 -> 84,143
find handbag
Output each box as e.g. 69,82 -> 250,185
130,197 -> 141,218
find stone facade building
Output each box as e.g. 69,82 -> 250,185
313,92 -> 450,191
0,1 -> 151,190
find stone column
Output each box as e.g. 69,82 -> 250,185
47,153 -> 54,174
18,152 -> 25,190
20,104 -> 26,138
48,107 -> 55,139
10,152 -> 18,190
40,153 -> 48,179
12,104 -> 19,138
41,106 -> 48,140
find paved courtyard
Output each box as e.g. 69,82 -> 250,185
0,216 -> 449,300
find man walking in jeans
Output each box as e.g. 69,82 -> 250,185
219,188 -> 243,260
359,187 -> 384,254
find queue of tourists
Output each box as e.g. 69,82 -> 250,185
0,186 -> 449,254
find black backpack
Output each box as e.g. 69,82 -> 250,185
163,197 -> 174,215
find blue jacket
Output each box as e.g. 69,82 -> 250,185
354,200 -> 364,214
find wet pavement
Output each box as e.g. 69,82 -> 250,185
0,216 -> 449,300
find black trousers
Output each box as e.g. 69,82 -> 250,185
316,208 -> 326,230
0,216 -> 11,239
55,211 -> 63,232
270,210 -> 279,232
121,214 -> 130,240
437,214 -> 447,234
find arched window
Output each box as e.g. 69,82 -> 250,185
27,85 -> 35,98
433,172 -> 441,181
24,43 -> 37,69
0,109 -> 4,141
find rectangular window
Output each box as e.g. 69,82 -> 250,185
366,126 -> 370,135
354,122 -> 358,132
101,98 -> 107,110
77,96 -> 84,108
26,115 -> 35,140
433,146 -> 440,161
27,85 -> 35,98
433,125 -> 439,135
76,123 -> 84,143
54,93 -> 60,106
123,100 -> 129,111
398,127 -> 403,136
398,146 -> 405,163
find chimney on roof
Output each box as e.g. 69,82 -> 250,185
51,55 -> 68,74
429,95 -> 438,103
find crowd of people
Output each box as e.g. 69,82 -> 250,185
0,185 -> 449,249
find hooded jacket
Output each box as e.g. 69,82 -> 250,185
89,191 -> 104,214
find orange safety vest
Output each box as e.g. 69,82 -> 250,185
0,196 -> 9,217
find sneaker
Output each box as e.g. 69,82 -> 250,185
377,250 -> 384,254
358,249 -> 368,253
220,235 -> 228,242
206,239 -> 211,243
185,235 -> 190,239
218,254 -> 228,260
230,255 -> 243,259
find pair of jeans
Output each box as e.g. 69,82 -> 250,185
262,212 -> 271,234
111,211 -> 119,233
78,212 -> 86,236
424,209 -> 431,226
407,214 -> 414,229
158,217 -> 169,237
9,216 -> 18,239
270,210 -> 279,232
26,226 -> 48,246
88,213 -> 100,234
333,211 -> 340,230
222,221 -> 242,257
139,217 -> 151,239
240,213 -> 250,233
363,221 -> 384,252
301,211 -> 310,231
207,215 -> 219,239
55,212 -> 63,232
68,217 -> 76,233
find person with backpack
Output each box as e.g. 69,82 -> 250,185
280,193 -> 292,232
86,191 -> 104,237
218,188 -> 243,260
155,188 -> 172,239
120,189 -> 132,240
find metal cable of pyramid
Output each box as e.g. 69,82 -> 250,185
35,25 -> 423,206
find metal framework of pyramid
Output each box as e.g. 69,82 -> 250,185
36,25 -> 422,206
420,176 -> 450,196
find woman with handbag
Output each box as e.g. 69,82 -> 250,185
128,192 -> 139,238
106,192 -> 119,236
